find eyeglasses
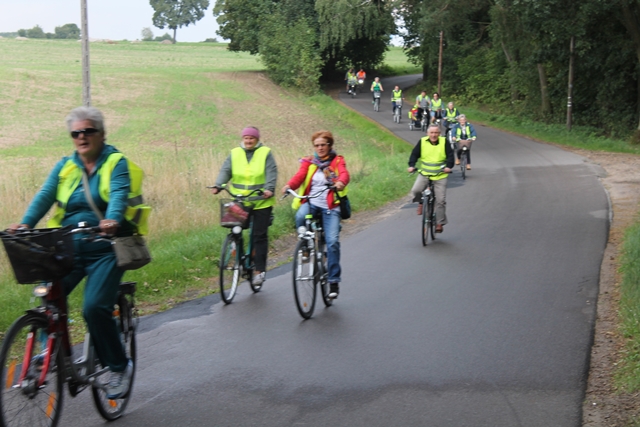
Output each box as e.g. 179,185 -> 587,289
314,143 -> 329,148
71,128 -> 99,138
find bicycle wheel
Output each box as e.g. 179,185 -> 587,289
374,98 -> 379,112
292,240 -> 317,319
219,234 -> 241,304
318,241 -> 333,307
460,151 -> 467,180
92,293 -> 137,421
0,314 -> 64,427
421,197 -> 429,247
429,197 -> 436,241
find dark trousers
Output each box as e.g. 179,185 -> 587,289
251,206 -> 272,272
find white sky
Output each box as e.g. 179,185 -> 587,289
0,0 -> 220,42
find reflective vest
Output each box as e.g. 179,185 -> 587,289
417,95 -> 430,108
445,108 -> 458,120
291,157 -> 348,211
418,136 -> 447,181
431,98 -> 443,109
455,125 -> 472,141
356,71 -> 366,79
372,82 -> 382,91
47,153 -> 151,235
230,146 -> 274,210
392,89 -> 403,101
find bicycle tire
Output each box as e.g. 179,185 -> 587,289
318,241 -> 332,307
92,293 -> 136,421
461,151 -> 467,180
374,98 -> 379,112
292,240 -> 317,319
421,197 -> 429,247
219,234 -> 241,304
0,313 -> 64,427
428,197 -> 436,241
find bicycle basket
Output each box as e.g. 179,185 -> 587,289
219,199 -> 251,229
0,227 -> 74,284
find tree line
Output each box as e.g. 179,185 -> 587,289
212,0 -> 640,139
16,24 -> 80,40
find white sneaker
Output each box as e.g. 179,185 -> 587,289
106,359 -> 133,399
252,272 -> 265,286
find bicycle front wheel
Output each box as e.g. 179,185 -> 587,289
92,293 -> 137,421
0,314 -> 64,427
219,234 -> 241,304
292,240 -> 317,319
461,152 -> 467,180
374,98 -> 379,112
421,198 -> 429,247
429,198 -> 436,241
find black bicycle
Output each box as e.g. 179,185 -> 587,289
412,169 -> 447,246
209,185 -> 265,304
0,224 -> 137,427
459,145 -> 469,180
283,187 -> 333,319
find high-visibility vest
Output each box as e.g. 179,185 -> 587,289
392,89 -> 403,101
417,95 -> 430,108
230,146 -> 274,210
47,153 -> 151,235
418,136 -> 447,181
445,108 -> 458,120
291,157 -> 348,211
431,98 -> 443,109
372,82 -> 382,91
455,125 -> 472,141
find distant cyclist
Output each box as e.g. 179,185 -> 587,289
443,102 -> 461,136
391,86 -> 404,115
415,91 -> 431,124
430,93 -> 443,124
452,114 -> 477,170
370,77 -> 384,98
345,68 -> 355,92
356,68 -> 366,82
408,104 -> 420,126
407,124 -> 454,233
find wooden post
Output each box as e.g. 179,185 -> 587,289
566,36 -> 575,131
438,31 -> 443,94
81,0 -> 91,106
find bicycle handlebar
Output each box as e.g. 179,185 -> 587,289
207,185 -> 265,201
281,184 -> 334,201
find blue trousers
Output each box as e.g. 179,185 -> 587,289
295,204 -> 342,283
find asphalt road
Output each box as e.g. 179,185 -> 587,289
60,75 -> 609,426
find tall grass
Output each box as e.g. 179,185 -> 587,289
0,39 -> 415,335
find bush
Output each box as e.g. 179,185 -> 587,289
154,33 -> 174,43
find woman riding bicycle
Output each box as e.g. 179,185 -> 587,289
370,77 -> 384,101
281,130 -> 350,299
211,126 -> 277,287
452,115 -> 477,170
9,106 -> 141,399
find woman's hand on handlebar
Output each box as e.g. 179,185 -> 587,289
263,190 -> 273,199
99,219 -> 119,235
7,223 -> 29,234
281,184 -> 291,195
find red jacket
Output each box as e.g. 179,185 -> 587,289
287,155 -> 350,210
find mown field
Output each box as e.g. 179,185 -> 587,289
0,39 -> 415,337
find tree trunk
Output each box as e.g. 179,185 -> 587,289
173,28 -> 177,44
500,41 -> 518,102
537,63 -> 552,115
567,36 -> 575,131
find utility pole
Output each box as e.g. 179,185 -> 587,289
81,0 -> 91,106
566,36 -> 575,131
437,31 -> 443,94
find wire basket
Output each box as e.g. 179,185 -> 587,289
0,227 -> 74,284
219,199 -> 251,229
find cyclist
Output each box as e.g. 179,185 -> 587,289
345,68 -> 355,92
346,72 -> 358,94
370,77 -> 384,102
391,85 -> 404,115
443,102 -> 461,135
407,124 -> 454,233
356,68 -> 366,84
9,106 -> 148,399
452,114 -> 477,170
430,92 -> 443,124
408,104 -> 420,127
211,126 -> 278,287
281,130 -> 350,299
415,91 -> 431,123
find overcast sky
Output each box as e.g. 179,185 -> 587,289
0,0 -> 220,42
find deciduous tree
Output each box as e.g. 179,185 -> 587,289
150,0 -> 210,43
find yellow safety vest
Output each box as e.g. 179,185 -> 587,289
392,90 -> 403,101
445,108 -> 458,120
418,137 -> 447,181
431,98 -> 443,109
230,146 -> 274,210
455,125 -> 472,140
291,158 -> 348,211
47,153 -> 151,235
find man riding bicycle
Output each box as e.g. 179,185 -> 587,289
415,91 -> 431,123
430,93 -> 443,124
452,115 -> 477,170
391,86 -> 404,115
408,124 -> 454,233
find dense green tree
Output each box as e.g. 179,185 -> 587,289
54,23 -> 80,39
150,0 -> 210,43
25,25 -> 45,39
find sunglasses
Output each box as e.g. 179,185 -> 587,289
71,128 -> 99,138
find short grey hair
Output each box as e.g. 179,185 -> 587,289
427,124 -> 440,131
66,106 -> 106,133
458,114 -> 466,120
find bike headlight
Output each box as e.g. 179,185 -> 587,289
297,226 -> 307,235
232,226 -> 242,235
33,284 -> 50,298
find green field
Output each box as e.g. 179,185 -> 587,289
0,39 -> 415,337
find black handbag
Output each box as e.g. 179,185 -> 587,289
337,193 -> 351,220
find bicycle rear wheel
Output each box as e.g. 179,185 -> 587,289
421,198 -> 429,247
219,234 -> 241,304
429,198 -> 436,241
318,241 -> 333,307
0,314 -> 64,427
92,292 -> 137,421
374,98 -> 379,112
292,240 -> 317,319
460,151 -> 467,180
